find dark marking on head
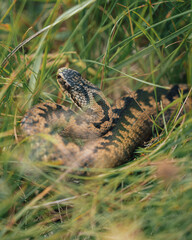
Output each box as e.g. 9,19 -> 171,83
59,68 -> 82,82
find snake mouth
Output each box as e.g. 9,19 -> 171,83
57,71 -> 71,92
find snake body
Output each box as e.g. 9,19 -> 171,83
21,68 -> 189,169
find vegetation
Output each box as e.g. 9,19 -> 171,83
0,0 -> 192,239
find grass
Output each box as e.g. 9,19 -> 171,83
0,0 -> 192,239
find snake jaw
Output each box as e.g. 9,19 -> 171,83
57,73 -> 70,92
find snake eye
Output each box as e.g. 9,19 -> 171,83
57,74 -> 62,80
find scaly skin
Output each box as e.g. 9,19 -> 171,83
21,68 -> 190,169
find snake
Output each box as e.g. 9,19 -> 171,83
21,67 -> 190,170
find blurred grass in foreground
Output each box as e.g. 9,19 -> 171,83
0,0 -> 192,239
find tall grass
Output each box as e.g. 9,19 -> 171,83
0,1 -> 192,239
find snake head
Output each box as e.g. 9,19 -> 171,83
57,67 -> 100,110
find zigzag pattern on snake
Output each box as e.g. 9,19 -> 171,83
21,68 -> 190,169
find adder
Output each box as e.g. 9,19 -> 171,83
21,68 -> 190,169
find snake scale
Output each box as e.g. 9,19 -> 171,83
21,68 -> 190,169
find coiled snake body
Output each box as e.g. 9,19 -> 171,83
21,68 -> 189,169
